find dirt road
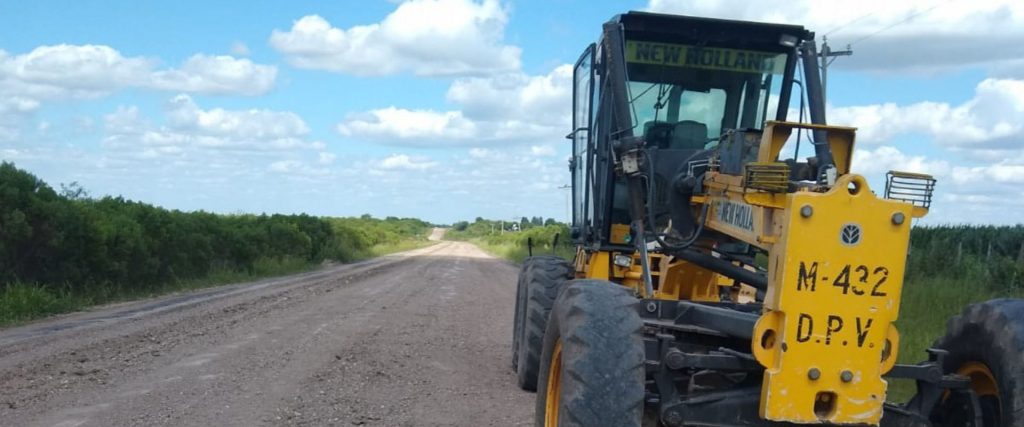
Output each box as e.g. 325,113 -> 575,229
0,240 -> 534,426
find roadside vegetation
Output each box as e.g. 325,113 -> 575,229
0,162 -> 432,326
445,217 -> 575,262
892,225 -> 1024,400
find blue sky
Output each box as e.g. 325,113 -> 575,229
2,0 -> 1023,224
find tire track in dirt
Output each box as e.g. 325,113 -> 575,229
0,242 -> 532,427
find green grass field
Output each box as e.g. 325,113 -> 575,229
0,240 -> 435,328
471,239 -> 575,264
888,274 -> 1022,401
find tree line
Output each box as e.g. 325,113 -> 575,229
451,216 -> 560,233
0,162 -> 430,294
446,216 -> 1024,291
907,225 -> 1024,290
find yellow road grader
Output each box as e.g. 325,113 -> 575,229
511,11 -> 1024,427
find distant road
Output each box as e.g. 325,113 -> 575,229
428,227 -> 446,241
0,241 -> 532,426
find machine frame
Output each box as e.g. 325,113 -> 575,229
560,11 -> 967,427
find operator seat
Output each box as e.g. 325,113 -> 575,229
670,120 -> 709,150
641,120 -> 710,231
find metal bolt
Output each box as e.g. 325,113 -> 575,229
800,205 -> 813,218
663,410 -> 683,426
646,301 -> 658,313
840,370 -> 854,383
664,349 -> 686,370
892,212 -> 905,225
807,368 -> 821,380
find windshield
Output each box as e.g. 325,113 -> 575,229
624,40 -> 789,147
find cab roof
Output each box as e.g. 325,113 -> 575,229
613,11 -> 814,52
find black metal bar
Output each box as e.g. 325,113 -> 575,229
776,47 -> 799,122
674,302 -> 758,340
602,22 -> 634,139
671,249 -> 768,291
664,350 -> 761,371
799,40 -> 835,179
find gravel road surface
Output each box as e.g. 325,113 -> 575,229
0,240 -> 533,426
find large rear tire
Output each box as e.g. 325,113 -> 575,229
512,260 -> 531,372
932,298 -> 1024,426
516,256 -> 573,391
535,280 -> 645,427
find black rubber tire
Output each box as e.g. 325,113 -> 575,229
513,257 -> 547,372
932,298 -> 1024,427
535,280 -> 645,427
512,261 -> 530,372
516,256 -> 573,391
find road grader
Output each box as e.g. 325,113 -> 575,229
511,11 -> 1024,427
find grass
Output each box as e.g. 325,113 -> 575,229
471,238 -> 575,264
366,238 -> 437,257
887,275 -> 1023,402
0,256 -> 316,327
0,283 -> 85,325
0,238 -> 437,328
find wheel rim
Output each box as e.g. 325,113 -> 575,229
944,362 -> 1002,426
545,340 -> 563,427
957,361 -> 999,398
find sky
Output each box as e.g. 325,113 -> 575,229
1,0 -> 1023,225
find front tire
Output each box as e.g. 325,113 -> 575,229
516,256 -> 573,391
535,280 -> 645,427
932,298 -> 1024,426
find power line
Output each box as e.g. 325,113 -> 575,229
824,10 -> 877,37
847,0 -> 953,46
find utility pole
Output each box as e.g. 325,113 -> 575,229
819,36 -> 852,107
558,184 -> 571,224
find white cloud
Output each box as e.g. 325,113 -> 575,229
334,147 -> 569,222
102,95 -> 318,155
317,152 -> 337,164
0,45 -> 152,94
951,163 -> 1024,186
165,94 -> 309,140
0,45 -> 276,102
447,64 -> 572,126
830,78 -> 1024,152
337,64 -> 571,147
339,107 -> 477,143
149,54 -> 276,96
530,145 -> 556,157
851,146 -> 950,177
844,145 -> 1024,224
230,42 -> 251,57
378,154 -> 438,170
269,159 -> 302,173
645,0 -> 1024,73
104,105 -> 148,134
0,44 -> 278,143
269,0 -> 520,77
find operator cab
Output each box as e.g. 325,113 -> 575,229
570,11 -> 812,247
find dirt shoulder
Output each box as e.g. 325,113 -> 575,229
0,241 -> 532,426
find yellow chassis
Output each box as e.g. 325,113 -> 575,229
573,121 -> 928,424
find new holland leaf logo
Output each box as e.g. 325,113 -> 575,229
840,223 -> 862,246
